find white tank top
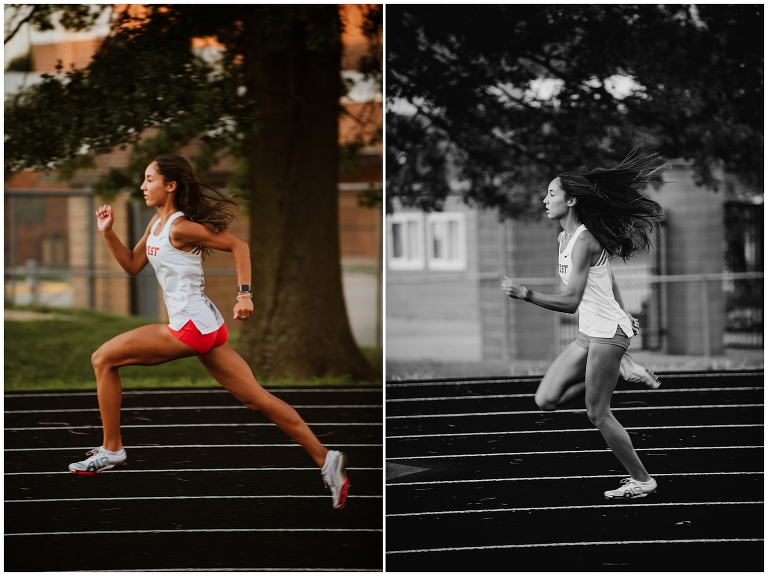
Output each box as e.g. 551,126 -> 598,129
558,224 -> 632,338
145,212 -> 224,334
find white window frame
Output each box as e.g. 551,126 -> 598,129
426,212 -> 467,271
387,212 -> 425,270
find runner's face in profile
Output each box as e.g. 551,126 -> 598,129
141,162 -> 174,207
543,178 -> 570,220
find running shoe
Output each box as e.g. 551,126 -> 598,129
604,477 -> 657,499
620,353 -> 661,389
321,450 -> 350,509
68,447 -> 127,475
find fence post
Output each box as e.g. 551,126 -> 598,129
25,259 -> 39,305
87,192 -> 95,309
8,196 -> 17,304
701,278 -> 710,358
499,217 -> 510,361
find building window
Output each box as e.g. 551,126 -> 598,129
387,213 -> 425,270
426,212 -> 466,271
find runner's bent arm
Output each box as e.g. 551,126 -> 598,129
97,205 -> 156,276
170,219 -> 253,318
502,236 -> 594,314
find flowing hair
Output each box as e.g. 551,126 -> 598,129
557,147 -> 666,261
153,154 -> 238,259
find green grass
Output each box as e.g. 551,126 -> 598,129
4,303 -> 382,391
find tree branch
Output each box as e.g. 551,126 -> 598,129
5,4 -> 39,45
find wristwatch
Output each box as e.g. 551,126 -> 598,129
237,284 -> 251,293
523,288 -> 533,302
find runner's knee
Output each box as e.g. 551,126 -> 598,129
91,346 -> 111,372
534,392 -> 557,411
586,404 -> 611,427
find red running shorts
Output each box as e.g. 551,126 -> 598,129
168,320 -> 229,355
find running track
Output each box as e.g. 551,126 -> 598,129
385,370 -> 764,571
5,387 -> 383,572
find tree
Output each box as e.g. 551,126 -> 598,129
5,4 -> 381,381
387,5 -> 763,218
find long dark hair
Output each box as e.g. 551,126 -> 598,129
154,155 -> 237,259
557,147 -> 666,260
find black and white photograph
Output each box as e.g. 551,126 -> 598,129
385,4 -> 763,571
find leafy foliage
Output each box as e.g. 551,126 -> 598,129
387,5 -> 763,218
5,5 -> 262,184
5,51 -> 33,72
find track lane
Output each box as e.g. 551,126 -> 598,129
385,371 -> 764,571
5,386 -> 383,571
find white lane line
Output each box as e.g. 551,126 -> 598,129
5,405 -> 381,414
386,387 -> 762,402
387,471 -> 763,487
5,422 -> 382,431
5,389 -> 382,398
387,501 -> 763,517
5,466 -> 382,476
387,423 -> 763,440
93,570 -> 381,573
386,372 -> 763,387
6,528 -> 383,537
386,537 -> 764,554
386,445 -> 763,461
6,495 -> 383,503
6,443 -> 382,452
94,570 -> 381,573
387,379 -> 542,387
386,403 -> 763,419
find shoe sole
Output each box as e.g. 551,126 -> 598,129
69,460 -> 127,476
604,488 -> 657,499
336,476 -> 351,509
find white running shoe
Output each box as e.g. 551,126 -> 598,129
68,447 -> 127,475
321,450 -> 350,509
604,477 -> 657,499
620,353 -> 661,389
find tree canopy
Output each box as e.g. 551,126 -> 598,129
387,4 -> 763,218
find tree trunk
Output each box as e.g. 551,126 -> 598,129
237,6 -> 376,381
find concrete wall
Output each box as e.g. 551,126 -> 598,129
477,210 -> 562,362
651,161 -> 726,355
386,198 -> 480,323
386,198 -> 482,360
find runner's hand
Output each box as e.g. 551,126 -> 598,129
96,205 -> 115,233
233,296 -> 253,321
627,312 -> 640,335
501,276 -> 525,299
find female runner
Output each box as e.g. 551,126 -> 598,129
68,155 -> 350,509
501,147 -> 665,499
